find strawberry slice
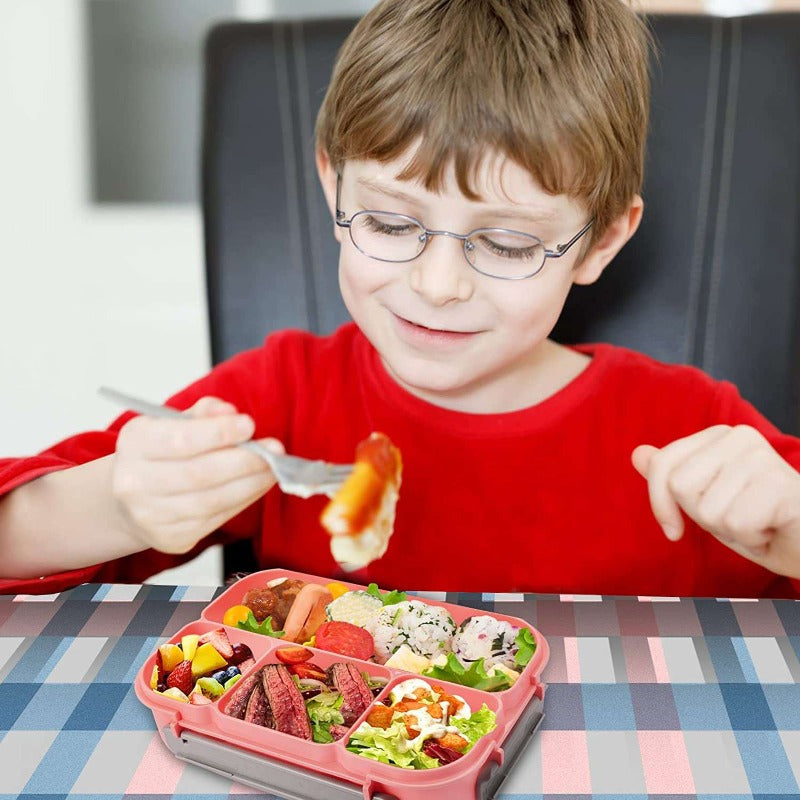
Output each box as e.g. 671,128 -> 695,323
166,660 -> 194,696
199,628 -> 234,660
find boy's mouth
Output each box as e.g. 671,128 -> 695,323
392,313 -> 480,347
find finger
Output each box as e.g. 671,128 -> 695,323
185,396 -> 239,418
643,425 -> 731,540
631,444 -> 657,477
152,488 -> 273,555
692,458 -> 760,533
119,412 -> 256,459
716,473 -> 790,549
665,427 -> 762,512
144,470 -> 274,527
128,445 -> 274,496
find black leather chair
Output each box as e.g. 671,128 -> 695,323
201,14 -> 800,576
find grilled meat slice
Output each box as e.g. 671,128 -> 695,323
261,664 -> 312,740
329,723 -> 350,741
222,672 -> 261,719
244,680 -> 273,727
327,663 -> 373,725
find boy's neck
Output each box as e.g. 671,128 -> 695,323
381,339 -> 592,415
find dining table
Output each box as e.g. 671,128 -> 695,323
0,582 -> 799,799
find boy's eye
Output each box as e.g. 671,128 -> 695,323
362,214 -> 418,236
474,233 -> 540,261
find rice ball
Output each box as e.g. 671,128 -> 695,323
366,600 -> 456,664
451,615 -> 521,671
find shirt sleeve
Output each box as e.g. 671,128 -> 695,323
0,335 -> 290,595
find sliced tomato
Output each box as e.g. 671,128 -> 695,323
314,620 -> 375,661
288,662 -> 328,682
275,646 -> 313,665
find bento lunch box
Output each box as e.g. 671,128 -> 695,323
134,569 -> 550,800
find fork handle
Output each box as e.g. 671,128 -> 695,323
99,387 -> 185,420
98,387 -> 276,465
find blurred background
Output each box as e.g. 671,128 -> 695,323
1,0 -> 798,586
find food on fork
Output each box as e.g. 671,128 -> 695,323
320,432 -> 402,571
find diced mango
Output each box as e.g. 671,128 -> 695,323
191,642 -> 228,679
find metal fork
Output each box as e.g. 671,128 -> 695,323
98,387 -> 353,498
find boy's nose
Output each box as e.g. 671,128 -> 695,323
407,236 -> 474,306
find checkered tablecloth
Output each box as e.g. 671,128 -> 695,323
1,584 -> 799,799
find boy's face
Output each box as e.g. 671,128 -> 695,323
319,149 -> 639,413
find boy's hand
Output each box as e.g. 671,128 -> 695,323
112,396 -> 279,555
632,425 -> 800,579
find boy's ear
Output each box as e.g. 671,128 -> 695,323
316,148 -> 343,243
572,195 -> 644,286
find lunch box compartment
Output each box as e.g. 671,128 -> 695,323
211,647 -> 393,764
201,568 -> 361,625
135,619 -> 267,728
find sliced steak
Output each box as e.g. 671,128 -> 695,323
222,671 -> 261,719
329,723 -> 350,741
328,663 -> 373,725
244,680 -> 273,727
262,664 -> 312,740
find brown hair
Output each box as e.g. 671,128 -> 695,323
315,0 -> 652,240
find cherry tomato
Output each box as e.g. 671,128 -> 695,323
288,662 -> 328,682
274,646 -> 313,665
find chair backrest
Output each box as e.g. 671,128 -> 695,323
202,14 -> 800,435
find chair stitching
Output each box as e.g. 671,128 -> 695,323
273,23 -> 310,328
685,18 -> 723,365
292,21 -> 324,333
703,18 -> 742,373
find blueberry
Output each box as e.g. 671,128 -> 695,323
223,666 -> 241,681
211,669 -> 228,684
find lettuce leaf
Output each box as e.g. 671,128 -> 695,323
236,611 -> 285,638
366,583 -> 407,606
451,704 -> 497,751
346,720 -> 439,769
306,691 -> 344,744
514,627 -> 536,668
422,652 -> 512,692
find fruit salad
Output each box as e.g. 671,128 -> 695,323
150,627 -> 255,705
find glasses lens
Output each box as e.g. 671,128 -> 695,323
466,229 -> 546,279
349,212 -> 426,262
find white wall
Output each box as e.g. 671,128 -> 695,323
0,1 -> 216,584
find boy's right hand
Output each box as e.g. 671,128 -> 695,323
111,396 -> 279,555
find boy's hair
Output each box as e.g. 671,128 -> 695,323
316,0 -> 652,240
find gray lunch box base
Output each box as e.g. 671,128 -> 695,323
161,694 -> 544,800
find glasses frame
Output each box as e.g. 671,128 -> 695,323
334,173 -> 594,280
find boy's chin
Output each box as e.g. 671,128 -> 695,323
380,355 -> 482,402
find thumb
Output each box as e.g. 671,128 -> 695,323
255,437 -> 286,455
631,444 -> 658,478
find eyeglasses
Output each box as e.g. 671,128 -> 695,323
335,174 -> 594,280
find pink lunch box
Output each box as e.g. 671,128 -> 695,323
135,568 -> 550,800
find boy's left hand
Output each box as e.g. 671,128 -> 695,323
632,425 -> 800,579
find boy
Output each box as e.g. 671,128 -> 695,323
1,0 -> 799,597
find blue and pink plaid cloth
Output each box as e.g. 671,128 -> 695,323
1,584 -> 799,799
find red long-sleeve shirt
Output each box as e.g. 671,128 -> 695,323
2,323 -> 799,597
